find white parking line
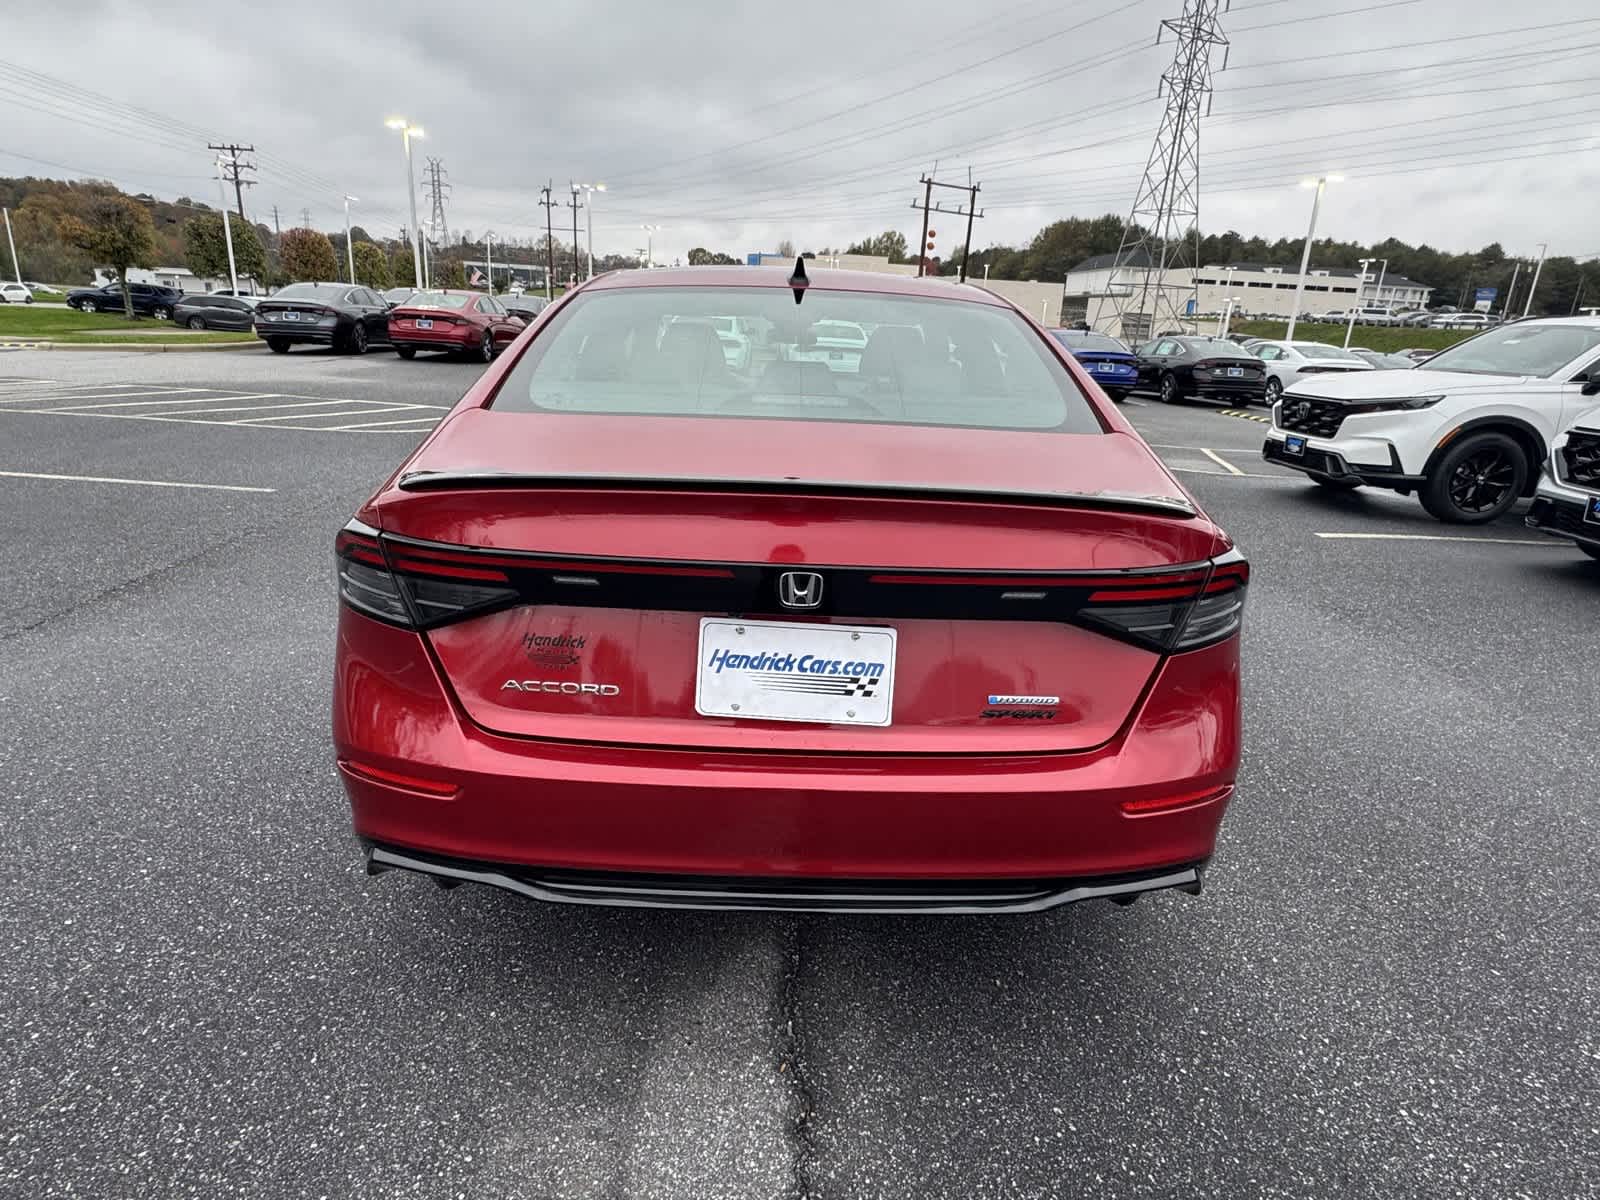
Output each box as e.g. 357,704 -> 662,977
140,397 -> 352,416
227,405 -> 421,425
0,387 -> 204,405
1200,448 -> 1245,476
38,393 -> 270,411
1168,465 -> 1292,480
0,469 -> 275,493
323,415 -> 447,430
1313,532 -> 1560,546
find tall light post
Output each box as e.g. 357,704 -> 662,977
1523,243 -> 1548,318
640,224 -> 661,269
385,118 -> 425,289
343,195 -> 359,285
485,230 -> 494,292
1284,174 -> 1342,341
1371,257 -> 1389,311
2,207 -> 20,286
578,183 -> 605,279
214,157 -> 239,296
1344,257 -> 1374,348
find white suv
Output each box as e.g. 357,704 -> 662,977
1526,407 -> 1600,560
1262,317 -> 1600,523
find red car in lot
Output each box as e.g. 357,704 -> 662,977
334,265 -> 1247,913
387,290 -> 525,361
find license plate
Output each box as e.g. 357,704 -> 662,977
416,318 -> 433,329
695,618 -> 896,726
1586,497 -> 1600,526
1226,367 -> 1243,377
1285,435 -> 1306,456
282,311 -> 300,321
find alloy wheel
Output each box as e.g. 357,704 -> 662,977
1446,447 -> 1517,515
187,316 -> 206,330
350,324 -> 368,354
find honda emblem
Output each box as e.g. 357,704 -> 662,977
777,571 -> 824,610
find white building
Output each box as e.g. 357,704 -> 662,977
1061,251 -> 1433,337
92,266 -> 261,294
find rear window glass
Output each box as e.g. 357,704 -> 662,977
406,291 -> 473,310
1181,338 -> 1244,355
272,283 -> 348,301
1294,343 -> 1363,360
1051,331 -> 1128,353
491,287 -> 1103,434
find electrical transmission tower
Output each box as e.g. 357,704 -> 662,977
424,158 -> 451,247
1107,0 -> 1229,340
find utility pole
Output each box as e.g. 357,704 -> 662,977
1503,259 -> 1524,320
1522,243 -> 1548,318
538,183 -> 556,300
2,206 -> 20,284
566,184 -> 583,288
271,205 -> 282,238
207,142 -> 256,221
214,158 -> 239,295
909,173 -> 984,282
1107,0 -> 1230,340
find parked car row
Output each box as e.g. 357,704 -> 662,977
1259,316 -> 1600,541
253,284 -> 527,361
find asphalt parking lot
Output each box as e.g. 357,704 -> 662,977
4,347 -> 1598,1200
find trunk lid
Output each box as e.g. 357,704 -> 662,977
374,410 -> 1227,755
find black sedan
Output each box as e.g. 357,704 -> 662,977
66,282 -> 181,319
498,292 -> 549,322
1134,335 -> 1268,404
254,283 -> 393,354
172,294 -> 259,331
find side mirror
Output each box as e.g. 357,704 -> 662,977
1581,375 -> 1600,396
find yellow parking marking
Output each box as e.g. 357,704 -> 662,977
1313,532 -> 1560,546
1218,408 -> 1271,423
1200,448 -> 1245,476
0,469 -> 274,493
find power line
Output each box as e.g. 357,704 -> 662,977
206,142 -> 256,221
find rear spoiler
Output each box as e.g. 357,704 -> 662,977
395,470 -> 1198,519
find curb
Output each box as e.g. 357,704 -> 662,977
0,340 -> 262,353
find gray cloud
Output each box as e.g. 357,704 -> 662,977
4,0 -> 1597,267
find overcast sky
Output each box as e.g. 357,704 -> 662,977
4,0 -> 1598,269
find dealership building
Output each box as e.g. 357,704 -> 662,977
1062,249 -> 1434,334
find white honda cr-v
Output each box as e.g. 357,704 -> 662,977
1262,317 -> 1600,523
1526,408 -> 1600,561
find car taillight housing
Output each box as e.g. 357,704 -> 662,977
336,520 -> 519,629
1076,551 -> 1249,652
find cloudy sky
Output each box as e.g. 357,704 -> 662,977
4,0 -> 1598,267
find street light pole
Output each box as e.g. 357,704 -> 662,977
214,158 -> 239,295
1504,258 -> 1524,320
1373,258 -> 1389,311
1285,174 -> 1341,342
1344,258 -> 1373,348
641,224 -> 661,269
2,207 -> 20,285
485,231 -> 494,292
1523,243 -> 1548,318
578,183 -> 604,279
343,195 -> 358,285
385,118 -> 425,289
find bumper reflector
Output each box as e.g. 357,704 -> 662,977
1120,785 -> 1233,816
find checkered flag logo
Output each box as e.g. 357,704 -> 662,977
750,672 -> 880,698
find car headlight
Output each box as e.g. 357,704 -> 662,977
1345,395 -> 1446,414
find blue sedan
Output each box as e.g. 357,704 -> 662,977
1050,329 -> 1140,401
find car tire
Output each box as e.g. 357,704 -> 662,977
83,300 -> 99,314
395,346 -> 417,360
267,338 -> 290,354
152,305 -> 171,320
475,330 -> 494,363
186,315 -> 206,330
1418,431 -> 1527,524
1158,372 -> 1181,404
346,323 -> 369,355
1264,377 -> 1283,405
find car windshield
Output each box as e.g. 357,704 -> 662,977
404,291 -> 473,310
492,286 -> 1102,433
1294,343 -> 1363,361
1052,331 -> 1129,353
271,283 -> 347,301
1418,323 -> 1600,377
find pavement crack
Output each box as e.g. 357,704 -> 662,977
778,917 -> 819,1200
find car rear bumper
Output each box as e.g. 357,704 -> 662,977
256,325 -> 335,345
333,609 -> 1240,894
1192,382 -> 1266,400
390,324 -> 476,348
1526,480 -> 1600,550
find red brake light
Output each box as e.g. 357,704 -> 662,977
1078,554 -> 1248,652
335,521 -> 519,629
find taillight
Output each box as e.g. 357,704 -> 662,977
335,520 -> 519,629
1077,552 -> 1248,652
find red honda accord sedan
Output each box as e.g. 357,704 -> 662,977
334,264 -> 1246,913
387,289 -> 525,362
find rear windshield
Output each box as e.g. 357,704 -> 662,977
404,291 -> 473,310
1294,343 -> 1363,361
1182,338 -> 1245,355
1052,331 -> 1129,353
271,283 -> 347,301
491,287 -> 1102,434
